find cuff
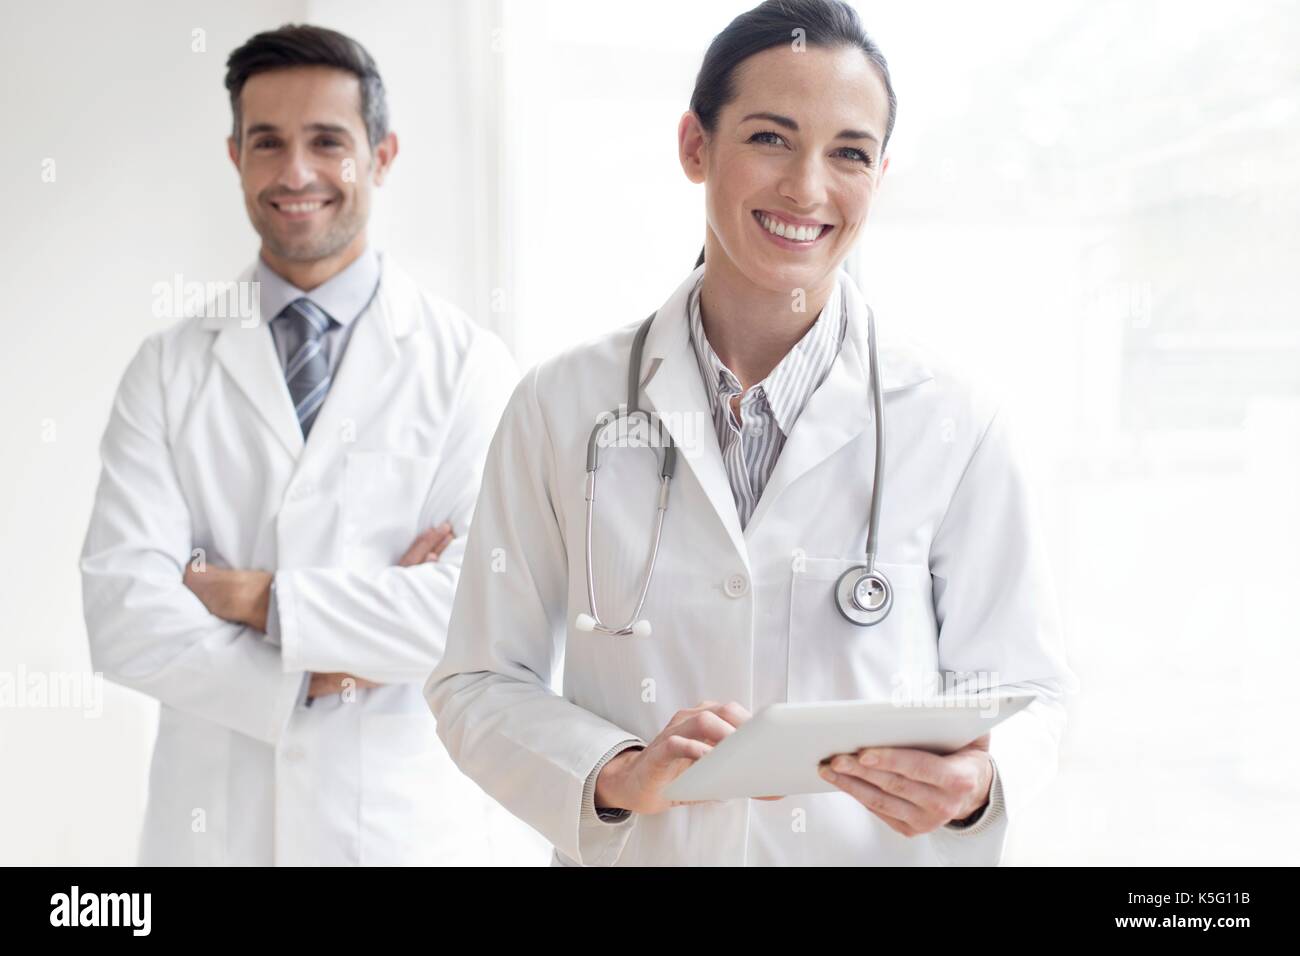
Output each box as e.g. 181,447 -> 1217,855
581,740 -> 643,825
942,755 -> 1004,836
572,738 -> 644,865
293,670 -> 311,711
263,579 -> 282,647
275,571 -> 304,671
267,666 -> 311,742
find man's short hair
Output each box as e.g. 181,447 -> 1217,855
225,24 -> 388,148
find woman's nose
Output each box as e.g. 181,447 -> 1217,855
778,155 -> 829,209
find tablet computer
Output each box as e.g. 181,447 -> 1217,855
661,694 -> 1035,802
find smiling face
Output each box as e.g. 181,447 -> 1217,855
680,43 -> 891,296
227,65 -> 396,268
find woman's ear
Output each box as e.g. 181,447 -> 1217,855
678,111 -> 708,184
870,152 -> 889,197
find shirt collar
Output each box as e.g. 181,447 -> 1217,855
686,274 -> 846,436
255,245 -> 381,326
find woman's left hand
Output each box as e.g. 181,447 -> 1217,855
817,734 -> 994,837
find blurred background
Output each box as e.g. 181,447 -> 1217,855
1,0 -> 1297,865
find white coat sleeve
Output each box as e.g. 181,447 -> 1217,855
79,335 -> 305,745
925,406 -> 1081,866
274,335 -> 518,686
424,366 -> 645,866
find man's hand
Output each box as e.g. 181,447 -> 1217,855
398,523 -> 455,566
307,672 -> 382,700
183,564 -> 272,632
595,701 -> 777,815
818,733 -> 994,837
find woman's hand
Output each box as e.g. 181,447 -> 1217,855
594,700 -> 756,815
818,734 -> 994,837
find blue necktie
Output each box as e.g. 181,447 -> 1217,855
279,297 -> 334,438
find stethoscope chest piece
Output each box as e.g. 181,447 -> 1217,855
834,565 -> 893,626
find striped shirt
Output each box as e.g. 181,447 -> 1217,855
687,276 -> 847,528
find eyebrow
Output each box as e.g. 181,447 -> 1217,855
740,111 -> 879,145
244,122 -> 354,138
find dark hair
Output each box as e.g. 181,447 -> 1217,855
689,0 -> 897,267
225,24 -> 388,148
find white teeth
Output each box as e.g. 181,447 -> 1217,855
757,212 -> 823,243
279,200 -> 326,213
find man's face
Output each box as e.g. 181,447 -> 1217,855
227,65 -> 394,263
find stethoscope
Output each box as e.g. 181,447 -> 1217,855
574,289 -> 892,637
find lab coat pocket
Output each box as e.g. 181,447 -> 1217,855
342,451 -> 438,569
787,558 -> 939,704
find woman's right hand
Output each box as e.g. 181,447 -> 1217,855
593,700 -> 755,815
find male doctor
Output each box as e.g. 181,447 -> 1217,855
80,24 -> 517,865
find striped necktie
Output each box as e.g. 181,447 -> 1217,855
279,297 -> 335,438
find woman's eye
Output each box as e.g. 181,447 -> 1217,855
748,130 -> 785,147
835,147 -> 874,167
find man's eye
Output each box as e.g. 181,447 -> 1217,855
253,139 -> 280,150
316,137 -> 342,148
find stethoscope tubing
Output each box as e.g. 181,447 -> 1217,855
580,286 -> 889,635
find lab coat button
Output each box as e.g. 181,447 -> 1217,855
283,746 -> 305,764
724,574 -> 749,598
291,481 -> 315,501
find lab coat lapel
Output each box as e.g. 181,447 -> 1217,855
205,265 -> 304,460
746,272 -> 934,533
641,266 -> 748,564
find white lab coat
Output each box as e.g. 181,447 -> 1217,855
81,255 -> 521,865
426,265 -> 1080,866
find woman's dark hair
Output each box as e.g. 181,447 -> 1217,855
225,24 -> 388,148
688,0 -> 897,267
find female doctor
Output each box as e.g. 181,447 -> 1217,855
426,0 -> 1078,866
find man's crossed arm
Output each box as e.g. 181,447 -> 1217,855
182,523 -> 455,700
